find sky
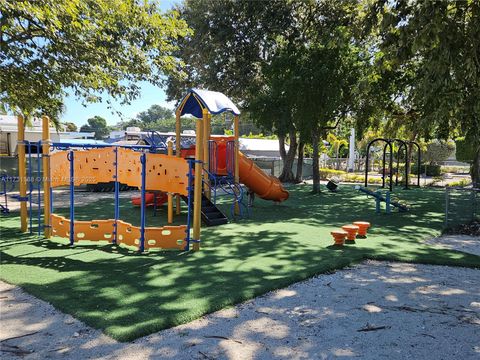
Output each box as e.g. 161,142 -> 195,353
62,0 -> 180,127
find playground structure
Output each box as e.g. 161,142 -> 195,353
356,185 -> 409,213
365,138 -> 421,191
15,89 -> 289,252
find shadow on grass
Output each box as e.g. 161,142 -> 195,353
1,184 -> 479,341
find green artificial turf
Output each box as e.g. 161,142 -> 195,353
1,184 -> 479,341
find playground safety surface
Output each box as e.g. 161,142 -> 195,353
1,257 -> 479,359
1,185 -> 479,343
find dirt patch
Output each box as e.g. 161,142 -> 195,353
444,220 -> 480,237
1,261 -> 479,359
5,188 -> 139,212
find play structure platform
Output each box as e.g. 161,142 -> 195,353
15,89 -> 289,252
356,186 -> 409,213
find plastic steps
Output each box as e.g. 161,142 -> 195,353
181,192 -> 228,226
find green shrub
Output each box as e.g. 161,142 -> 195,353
411,164 -> 441,177
441,165 -> 471,174
447,179 -> 472,187
343,174 -> 363,183
319,168 -> 346,180
455,137 -> 476,163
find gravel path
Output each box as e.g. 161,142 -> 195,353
425,235 -> 480,256
1,259 -> 479,360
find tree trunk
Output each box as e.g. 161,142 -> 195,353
295,141 -> 305,183
336,146 -> 340,170
312,130 -> 320,193
278,135 -> 287,162
471,144 -> 480,188
278,129 -> 298,183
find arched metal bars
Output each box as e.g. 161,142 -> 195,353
365,138 -> 393,191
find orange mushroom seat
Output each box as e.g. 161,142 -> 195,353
353,221 -> 371,238
341,224 -> 359,244
331,230 -> 348,246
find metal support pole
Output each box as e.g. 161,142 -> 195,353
175,111 -> 182,215
28,142 -> 33,234
203,113 -> 211,199
167,140 -> 174,224
375,191 -> 381,214
382,142 -> 388,189
234,115 -> 240,215
37,141 -> 42,236
17,115 -> 28,232
185,159 -> 194,251
42,116 -> 51,238
444,187 -> 449,228
192,114 -> 204,251
68,150 -> 75,246
388,142 -> 393,192
140,153 -> 146,253
113,147 -> 119,244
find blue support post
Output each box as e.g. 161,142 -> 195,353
386,191 -> 391,214
28,142 -> 33,234
113,147 -> 119,244
185,159 -> 194,251
375,190 -> 381,214
139,153 -> 146,253
68,150 -> 75,246
37,141 -> 42,236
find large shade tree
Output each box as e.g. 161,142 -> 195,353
368,0 -> 480,186
0,0 -> 190,124
165,0 -> 303,181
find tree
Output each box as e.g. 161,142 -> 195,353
368,0 -> 480,186
165,0 -> 295,102
136,105 -> 174,125
291,1 -> 366,193
0,0 -> 190,125
327,133 -> 349,170
63,122 -> 77,132
423,140 -> 456,165
80,116 -> 109,139
165,0 -> 300,181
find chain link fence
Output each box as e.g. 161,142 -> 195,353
444,187 -> 479,229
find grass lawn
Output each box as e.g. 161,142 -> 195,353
1,184 -> 479,341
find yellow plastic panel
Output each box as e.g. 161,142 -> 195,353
50,151 -> 70,187
51,214 -> 70,237
117,149 -> 189,194
117,148 -> 142,188
144,225 -> 187,250
50,148 -> 115,187
116,220 -> 141,248
74,148 -> 115,185
51,216 -> 187,251
145,153 -> 189,195
74,219 -> 115,242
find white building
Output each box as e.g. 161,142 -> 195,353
0,115 -> 94,156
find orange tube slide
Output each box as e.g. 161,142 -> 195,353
239,152 -> 289,202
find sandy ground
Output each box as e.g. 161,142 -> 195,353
4,189 -> 137,212
1,255 -> 479,359
425,235 -> 480,256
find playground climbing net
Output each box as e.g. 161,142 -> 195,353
444,187 -> 479,229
